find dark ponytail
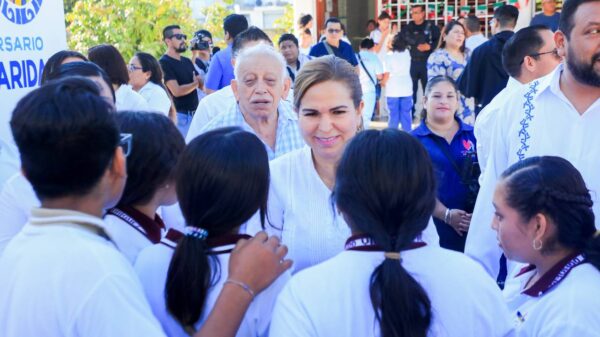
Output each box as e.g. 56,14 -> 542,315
333,129 -> 436,337
501,156 -> 598,267
165,127 -> 270,333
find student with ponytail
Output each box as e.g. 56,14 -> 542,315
134,127 -> 291,337
270,129 -> 513,337
493,156 -> 600,336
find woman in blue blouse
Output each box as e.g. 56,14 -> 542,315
427,21 -> 473,122
411,76 -> 479,252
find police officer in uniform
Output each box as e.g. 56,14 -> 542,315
402,4 -> 441,117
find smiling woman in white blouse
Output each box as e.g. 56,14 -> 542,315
248,56 -> 438,273
247,56 -> 363,273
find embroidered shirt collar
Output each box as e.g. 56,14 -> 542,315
516,251 -> 586,297
412,116 -> 473,137
107,205 -> 166,243
344,233 -> 426,251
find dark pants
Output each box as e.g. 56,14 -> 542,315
410,60 -> 428,116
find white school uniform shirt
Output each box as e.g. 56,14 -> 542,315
503,254 -> 600,337
247,146 -> 440,273
116,84 -> 150,111
465,34 -> 488,52
270,243 -> 514,337
0,173 -> 39,256
134,234 -> 290,337
103,207 -> 167,264
138,81 -> 172,116
0,208 -> 165,337
384,50 -> 413,98
187,85 -> 235,143
475,77 -> 523,182
465,64 -> 600,279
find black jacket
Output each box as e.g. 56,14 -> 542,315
402,20 -> 441,62
457,30 -> 514,113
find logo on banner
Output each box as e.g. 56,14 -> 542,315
1,0 -> 42,25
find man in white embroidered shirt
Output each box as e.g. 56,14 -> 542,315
0,77 -> 165,337
466,0 -> 600,283
475,24 -> 561,180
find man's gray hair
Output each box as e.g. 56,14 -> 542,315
234,43 -> 287,82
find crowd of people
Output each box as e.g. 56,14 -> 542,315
0,0 -> 599,336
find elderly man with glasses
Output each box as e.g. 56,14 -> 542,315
159,24 -> 201,137
309,17 -> 358,71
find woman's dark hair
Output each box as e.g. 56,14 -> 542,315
298,14 -> 313,28
11,76 -> 119,200
421,75 -> 459,120
134,52 -> 177,116
333,129 -> 435,337
88,44 -> 129,86
500,156 -> 600,269
165,127 -> 270,332
438,21 -> 466,53
47,61 -> 115,103
114,112 -> 184,206
41,50 -> 87,84
391,33 -> 408,52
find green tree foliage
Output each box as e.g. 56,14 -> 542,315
200,0 -> 234,49
272,4 -> 294,46
274,3 -> 293,34
66,0 -> 198,60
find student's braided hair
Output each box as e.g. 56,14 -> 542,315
500,156 -> 600,269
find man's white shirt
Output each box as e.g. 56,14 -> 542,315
0,208 -> 165,337
466,64 -> 600,278
187,85 -> 235,143
475,77 -> 523,182
466,34 -> 488,52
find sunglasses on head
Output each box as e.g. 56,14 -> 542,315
170,33 -> 187,40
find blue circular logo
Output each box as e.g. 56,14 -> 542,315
1,0 -> 43,25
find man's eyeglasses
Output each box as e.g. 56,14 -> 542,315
120,133 -> 132,157
169,33 -> 187,40
520,49 -> 559,64
327,29 -> 341,34
127,64 -> 143,72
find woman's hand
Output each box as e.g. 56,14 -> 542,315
447,209 -> 471,236
229,231 -> 292,295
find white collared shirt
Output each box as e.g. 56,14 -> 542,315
116,84 -> 150,111
0,208 -> 165,337
138,81 -> 172,116
271,245 -> 514,337
187,85 -> 236,143
246,146 -> 440,273
466,64 -> 600,278
197,100 -> 304,160
134,238 -> 290,337
475,76 -> 523,182
466,34 -> 488,52
503,258 -> 600,337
